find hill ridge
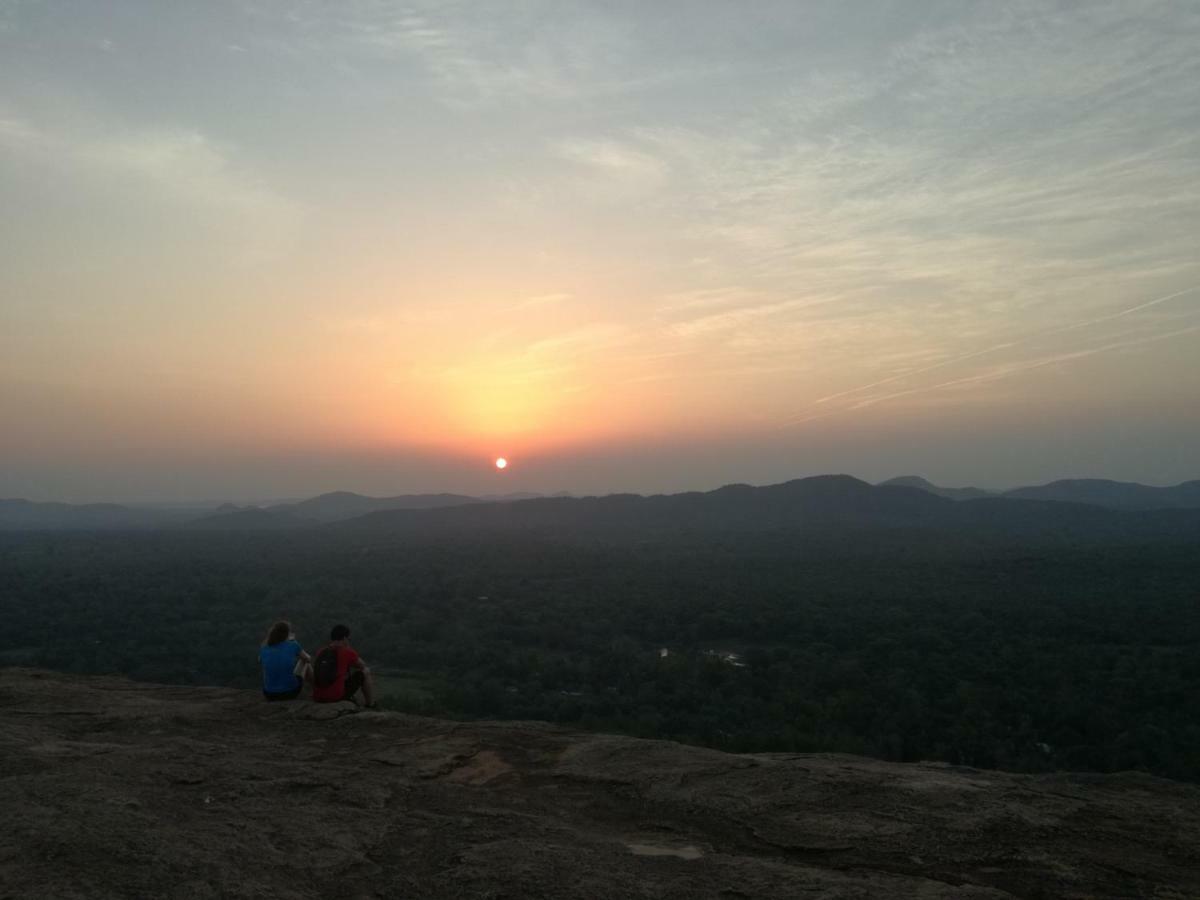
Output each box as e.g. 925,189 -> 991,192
6,473 -> 1200,531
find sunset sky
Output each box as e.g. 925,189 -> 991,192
2,1 -> 1198,502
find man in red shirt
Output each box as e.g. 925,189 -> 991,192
312,624 -> 375,707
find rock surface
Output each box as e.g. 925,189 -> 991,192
2,668 -> 1198,899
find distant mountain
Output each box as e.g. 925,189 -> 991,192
1002,479 -> 1200,511
478,491 -> 566,502
7,477 -> 1199,533
266,490 -> 484,523
878,476 -> 993,501
882,475 -> 1200,511
0,499 -> 186,531
0,490 -> 555,531
336,474 -> 947,536
331,474 -> 1200,544
182,508 -> 312,530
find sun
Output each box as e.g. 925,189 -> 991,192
494,457 -> 508,470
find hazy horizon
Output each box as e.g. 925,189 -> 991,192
3,2 -> 1198,504
7,454 -> 1200,508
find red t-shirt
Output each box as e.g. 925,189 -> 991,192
312,644 -> 361,702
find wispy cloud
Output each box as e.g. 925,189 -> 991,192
537,0 -> 1200,415
554,138 -> 667,185
783,304 -> 1200,427
807,286 -> 1200,408
521,323 -> 627,358
666,296 -> 837,340
0,108 -> 301,257
265,0 -> 667,106
847,323 -> 1200,413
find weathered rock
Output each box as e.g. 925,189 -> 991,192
1,668 -> 1197,899
286,699 -> 361,721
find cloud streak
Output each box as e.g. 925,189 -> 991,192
0,107 -> 301,256
805,285 -> 1200,409
848,323 -> 1200,413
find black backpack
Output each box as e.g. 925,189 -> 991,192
313,646 -> 340,688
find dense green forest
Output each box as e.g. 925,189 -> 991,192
1,527 -> 1198,781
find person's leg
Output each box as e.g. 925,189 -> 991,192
342,669 -> 364,702
341,669 -> 376,707
360,667 -> 375,707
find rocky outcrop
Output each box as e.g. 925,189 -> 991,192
2,668 -> 1197,898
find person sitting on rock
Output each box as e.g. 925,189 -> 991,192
311,624 -> 375,707
259,620 -> 311,701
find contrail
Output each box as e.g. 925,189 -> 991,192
782,321 -> 1195,427
811,340 -> 1018,405
806,284 -> 1200,408
846,323 -> 1200,411
1037,284 -> 1200,337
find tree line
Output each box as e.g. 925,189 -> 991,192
0,527 -> 1197,781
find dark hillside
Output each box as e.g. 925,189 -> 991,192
3,517 -> 1198,781
268,490 -> 484,522
341,475 -> 957,536
0,499 -> 182,530
1003,478 -> 1200,510
879,475 -> 993,500
337,474 -> 1200,544
182,508 -> 313,530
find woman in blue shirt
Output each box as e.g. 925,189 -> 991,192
259,620 -> 311,701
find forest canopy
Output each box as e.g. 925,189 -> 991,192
1,524 -> 1197,781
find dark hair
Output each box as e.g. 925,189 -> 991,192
265,621 -> 291,647
330,624 -> 351,641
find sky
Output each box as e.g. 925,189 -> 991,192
1,1 -> 1198,502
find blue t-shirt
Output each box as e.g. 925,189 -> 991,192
259,639 -> 302,694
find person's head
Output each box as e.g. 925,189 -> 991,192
265,621 -> 291,646
330,624 -> 351,643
